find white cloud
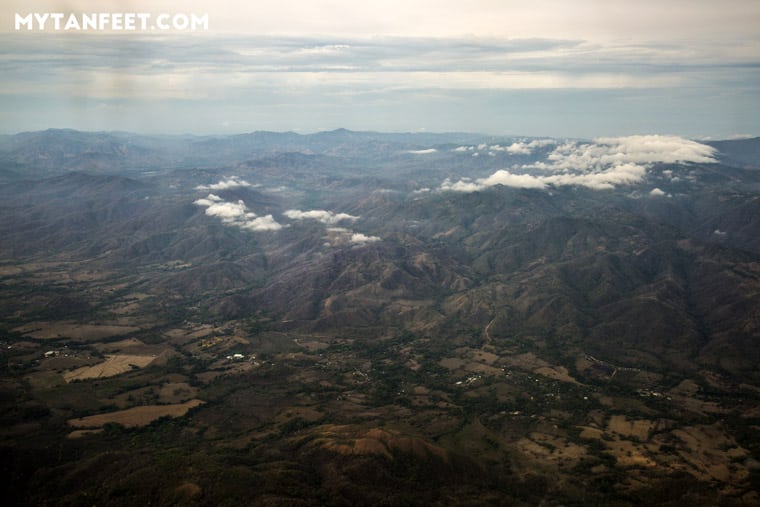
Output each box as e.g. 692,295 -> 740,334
591,135 -> 717,165
201,199 -> 251,222
535,135 -> 716,171
194,194 -> 282,231
442,171 -> 547,192
506,139 -> 556,154
195,176 -> 258,191
506,143 -> 531,154
324,227 -> 381,246
453,139 -> 555,155
407,148 -> 437,154
192,193 -> 223,206
350,233 -> 381,244
441,135 -> 716,192
244,214 -> 283,231
285,210 -> 378,245
541,163 -> 647,190
284,209 -> 359,224
649,187 -> 667,196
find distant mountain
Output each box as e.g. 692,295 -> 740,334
706,137 -> 760,168
0,128 -> 492,179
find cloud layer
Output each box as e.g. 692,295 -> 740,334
441,135 -> 717,192
1,20 -> 758,136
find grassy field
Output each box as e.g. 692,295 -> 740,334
67,399 -> 204,430
63,354 -> 157,382
12,321 -> 141,341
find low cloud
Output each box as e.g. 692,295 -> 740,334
244,215 -> 283,231
407,148 -> 438,154
453,139 -> 555,155
195,176 -> 258,191
441,171 -> 546,192
284,209 -> 359,225
533,135 -> 717,172
287,211 -> 380,246
350,232 -> 381,244
541,163 -> 647,190
441,135 -> 716,192
193,198 -> 376,237
325,227 -> 381,246
193,193 -> 223,206
194,193 -> 282,231
503,139 -> 556,154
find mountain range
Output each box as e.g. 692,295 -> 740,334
1,129 -> 759,505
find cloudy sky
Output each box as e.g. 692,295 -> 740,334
1,0 -> 759,137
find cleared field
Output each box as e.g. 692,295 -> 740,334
0,266 -> 23,275
516,432 -> 588,467
12,321 -> 140,341
607,414 -> 654,441
67,399 -> 204,428
158,382 -> 198,404
63,354 -> 156,382
91,338 -> 145,352
66,429 -> 103,439
534,365 -> 581,385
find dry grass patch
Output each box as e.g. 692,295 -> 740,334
471,350 -> 499,364
607,415 -> 654,441
91,338 -> 144,352
63,354 -> 156,382
12,321 -> 140,341
305,425 -> 449,463
0,266 -> 23,276
668,424 -> 750,484
275,406 -> 323,425
666,382 -> 728,415
163,324 -> 215,345
24,370 -> 66,390
296,339 -> 329,352
465,361 -> 504,375
502,352 -> 550,371
67,399 -> 204,428
158,382 -> 198,404
106,302 -> 143,315
173,482 -> 202,501
580,421 -> 658,468
66,429 -> 103,439
534,365 -> 581,385
605,438 -> 658,468
579,426 -> 604,440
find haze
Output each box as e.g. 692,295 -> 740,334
1,0 -> 758,138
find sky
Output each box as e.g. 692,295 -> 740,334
1,0 -> 759,138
